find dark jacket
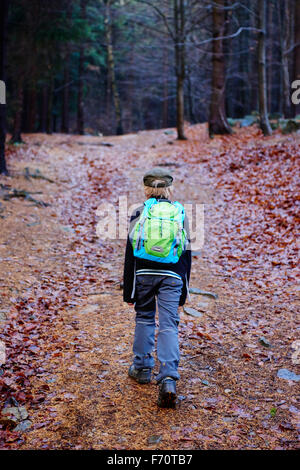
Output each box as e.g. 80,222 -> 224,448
123,198 -> 192,306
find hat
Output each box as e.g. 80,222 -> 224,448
143,167 -> 173,188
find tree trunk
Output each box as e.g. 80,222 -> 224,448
209,0 -> 232,137
106,58 -> 112,128
127,48 -> 135,132
280,0 -> 293,118
10,77 -> 25,144
258,0 -> 272,135
162,43 -> 169,128
238,7 -> 248,117
267,0 -> 273,113
0,0 -> 8,174
46,79 -> 54,134
186,65 -> 196,124
250,2 -> 259,113
77,47 -> 85,134
25,86 -> 37,132
61,53 -> 70,133
176,75 -> 186,139
224,4 -> 234,118
61,4 -> 72,133
294,0 -> 300,116
105,0 -> 123,135
174,0 -> 187,140
77,0 -> 87,135
274,3 -> 283,115
39,85 -> 48,133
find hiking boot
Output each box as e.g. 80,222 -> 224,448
128,365 -> 151,384
157,377 -> 177,408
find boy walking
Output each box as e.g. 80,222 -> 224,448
123,168 -> 191,408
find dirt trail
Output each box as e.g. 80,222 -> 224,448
0,126 -> 299,450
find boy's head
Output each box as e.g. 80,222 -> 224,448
143,167 -> 173,200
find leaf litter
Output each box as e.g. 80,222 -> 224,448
0,126 -> 299,450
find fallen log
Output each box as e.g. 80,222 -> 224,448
2,189 -> 50,207
24,167 -> 55,184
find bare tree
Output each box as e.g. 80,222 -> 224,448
174,0 -> 187,139
280,0 -> 293,118
208,0 -> 232,136
0,0 -> 9,174
77,0 -> 88,135
258,0 -> 272,135
61,3 -> 73,133
104,0 -> 124,135
134,0 -> 189,139
10,77 -> 25,143
294,0 -> 300,116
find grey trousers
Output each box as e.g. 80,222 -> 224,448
133,274 -> 183,382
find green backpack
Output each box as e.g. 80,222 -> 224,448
129,198 -> 187,263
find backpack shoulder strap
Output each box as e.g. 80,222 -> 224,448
173,200 -> 184,211
172,201 -> 185,221
143,198 -> 158,212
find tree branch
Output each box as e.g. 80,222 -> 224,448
189,26 -> 263,47
135,0 -> 175,40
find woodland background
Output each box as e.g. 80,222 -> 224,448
0,0 -> 300,175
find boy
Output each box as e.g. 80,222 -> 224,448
123,167 -> 191,408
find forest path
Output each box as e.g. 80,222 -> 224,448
18,126 -> 217,450
0,125 -> 299,450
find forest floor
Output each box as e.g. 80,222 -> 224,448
0,124 -> 299,450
